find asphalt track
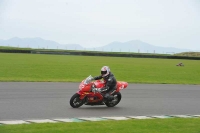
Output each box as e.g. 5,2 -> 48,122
0,82 -> 200,121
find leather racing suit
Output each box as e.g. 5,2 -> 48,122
93,72 -> 117,100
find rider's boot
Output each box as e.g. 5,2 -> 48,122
104,93 -> 114,101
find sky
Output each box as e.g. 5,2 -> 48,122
0,0 -> 200,50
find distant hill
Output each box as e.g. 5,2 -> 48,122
88,40 -> 190,54
0,37 -> 192,54
0,37 -> 83,50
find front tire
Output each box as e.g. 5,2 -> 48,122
70,93 -> 84,108
105,92 -> 121,107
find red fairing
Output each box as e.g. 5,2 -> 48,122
79,80 -> 92,92
94,80 -> 105,88
116,81 -> 128,92
77,80 -> 104,100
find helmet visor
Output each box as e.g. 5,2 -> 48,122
101,70 -> 107,75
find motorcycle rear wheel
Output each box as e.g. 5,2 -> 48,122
70,93 -> 84,108
105,92 -> 121,107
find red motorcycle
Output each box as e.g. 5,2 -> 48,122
70,75 -> 128,108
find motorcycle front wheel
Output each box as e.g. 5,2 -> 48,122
105,92 -> 121,107
70,93 -> 84,108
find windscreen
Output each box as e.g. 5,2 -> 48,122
83,75 -> 93,84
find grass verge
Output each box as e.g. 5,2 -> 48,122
0,118 -> 200,133
0,53 -> 200,84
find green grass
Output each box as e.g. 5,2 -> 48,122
0,118 -> 200,133
0,46 -> 32,50
0,53 -> 200,84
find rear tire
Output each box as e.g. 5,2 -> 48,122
70,93 -> 84,108
105,92 -> 121,107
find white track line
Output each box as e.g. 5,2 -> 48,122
0,115 -> 199,125
26,119 -> 57,123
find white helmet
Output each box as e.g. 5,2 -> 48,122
101,66 -> 110,78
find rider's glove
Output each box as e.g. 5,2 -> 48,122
91,77 -> 96,80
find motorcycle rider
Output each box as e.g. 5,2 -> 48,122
92,66 -> 117,101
